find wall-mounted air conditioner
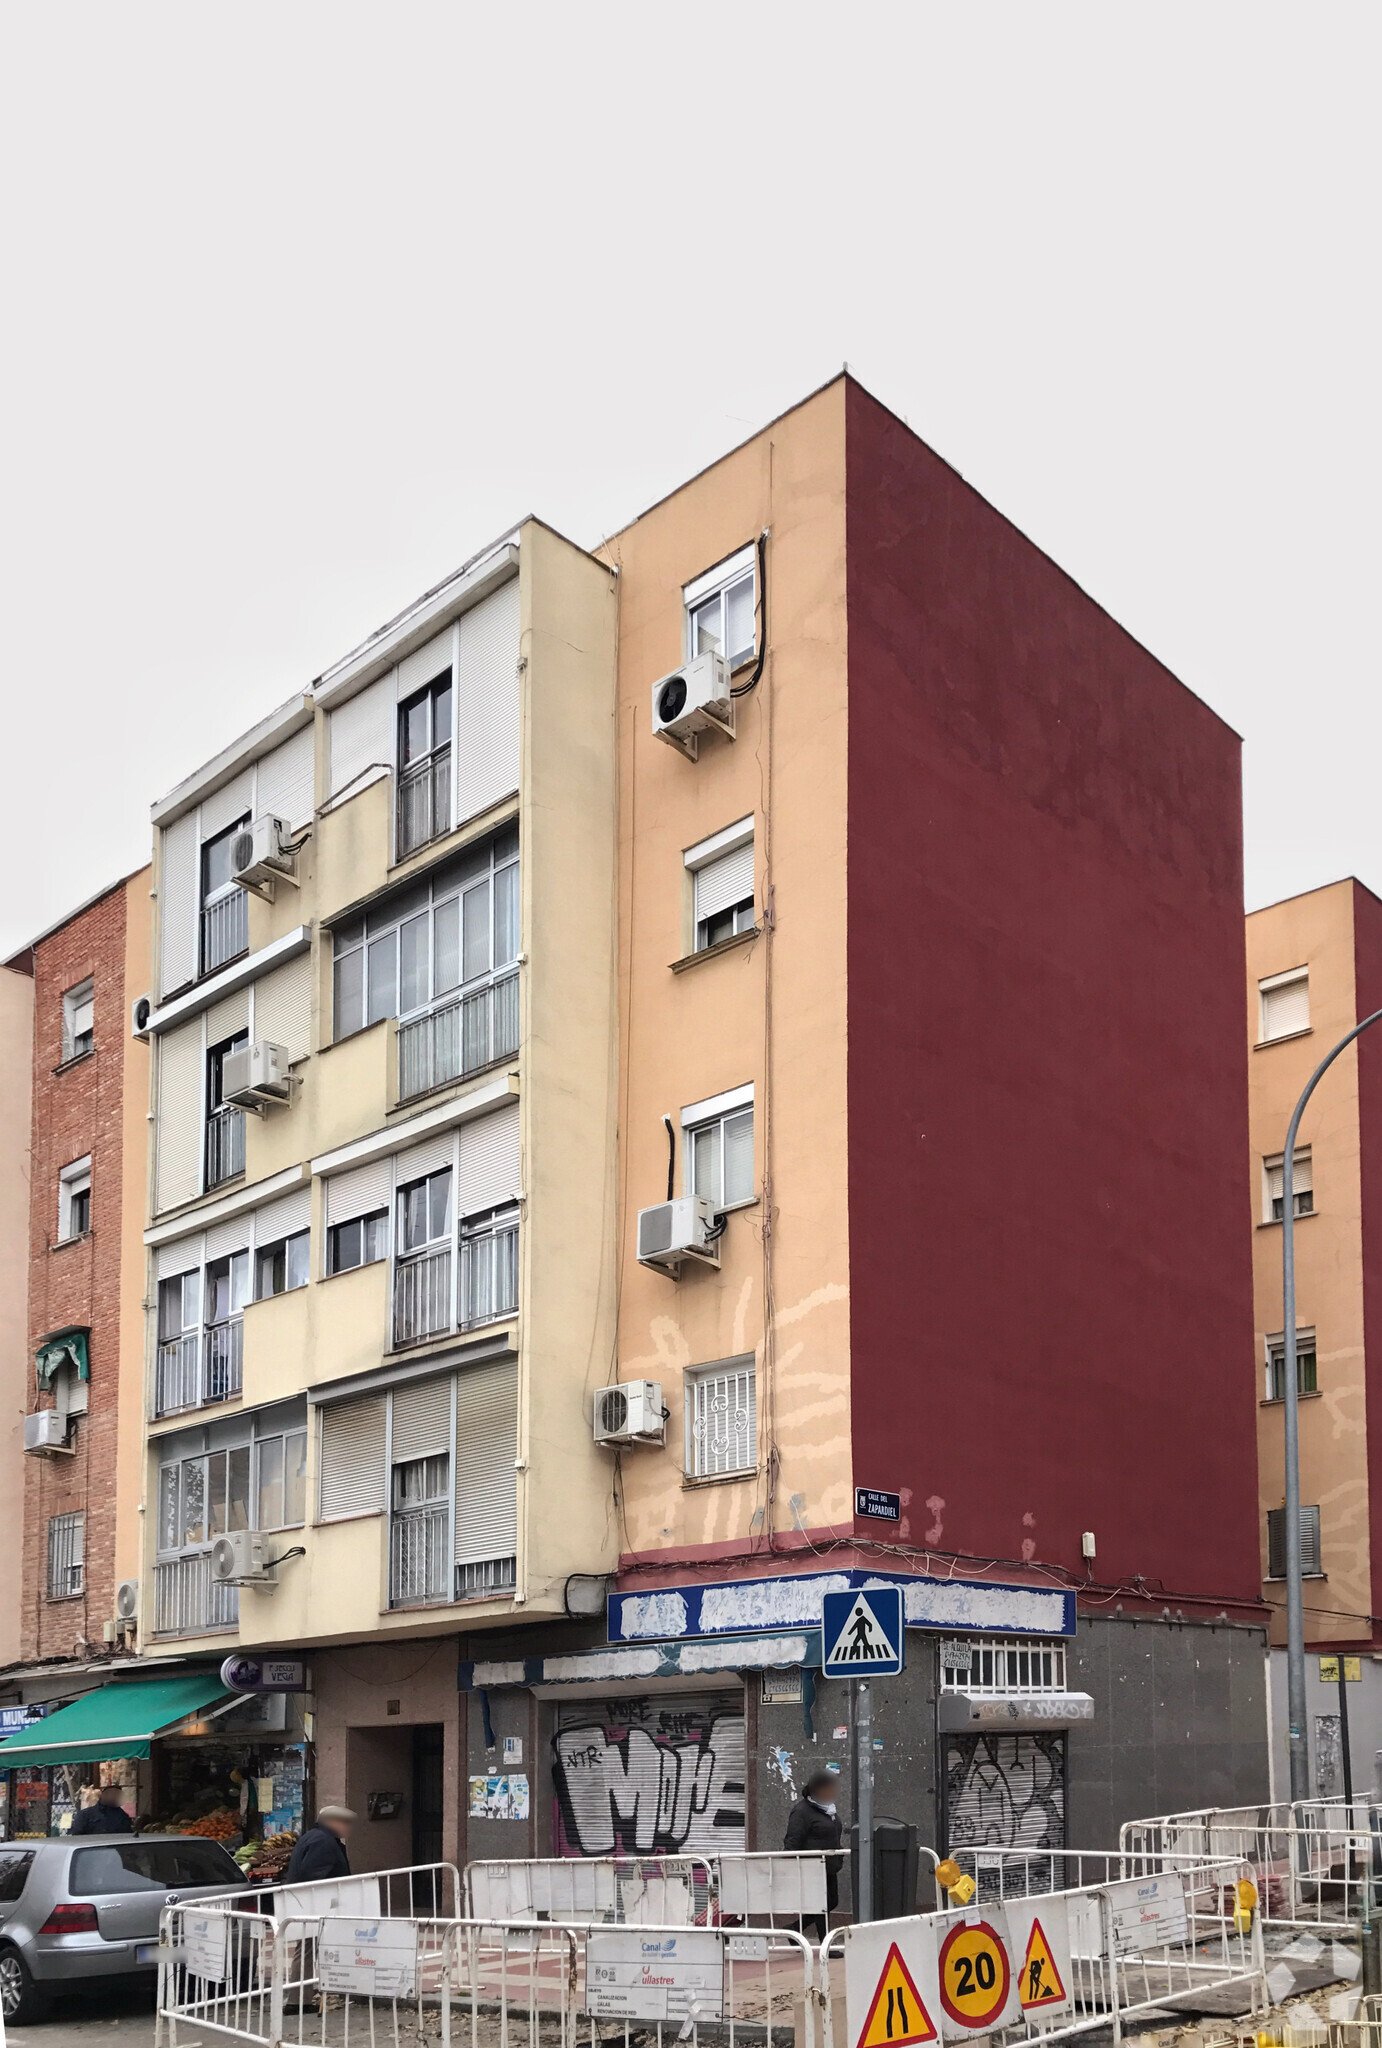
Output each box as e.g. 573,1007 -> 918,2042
115,1580 -> 139,1624
232,815 -> 300,896
210,1531 -> 278,1586
24,1411 -> 73,1456
636,1196 -> 720,1277
593,1382 -> 665,1447
131,994 -> 152,1039
651,653 -> 734,760
221,1040 -> 292,1110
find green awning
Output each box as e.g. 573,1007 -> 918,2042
36,1328 -> 89,1390
0,1675 -> 232,1770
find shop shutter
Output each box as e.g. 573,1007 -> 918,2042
201,769 -> 254,838
394,1131 -> 456,1188
457,1101 -> 520,1217
326,1157 -> 392,1226
391,1375 -> 453,1462
205,987 -> 249,1047
156,1019 -> 203,1212
454,578 -> 520,825
256,725 -> 315,829
397,627 -> 454,700
253,1185 -> 311,1245
159,814 -> 199,998
328,677 -> 394,802
255,952 -> 312,1064
319,1395 -> 387,1519
693,840 -> 754,925
157,1233 -> 204,1280
945,1733 -> 1066,1858
552,1692 -> 746,1858
453,1360 -> 517,1565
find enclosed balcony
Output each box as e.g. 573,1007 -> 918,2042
397,970 -> 519,1105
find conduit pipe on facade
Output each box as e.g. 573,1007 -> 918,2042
1281,1005 -> 1382,1802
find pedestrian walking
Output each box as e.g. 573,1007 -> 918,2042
784,1770 -> 843,1942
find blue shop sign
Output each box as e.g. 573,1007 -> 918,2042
608,1568 -> 1074,1645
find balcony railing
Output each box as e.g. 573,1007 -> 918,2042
389,1505 -> 450,1607
397,751 -> 452,860
205,1106 -> 245,1189
461,1223 -> 518,1328
154,1321 -> 243,1417
153,1553 -> 239,1636
456,1554 -> 517,1601
397,971 -> 519,1104
392,1247 -> 452,1349
200,891 -> 248,976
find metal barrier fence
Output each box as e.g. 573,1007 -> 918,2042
462,1850 -> 833,1932
820,1855 -> 1263,2048
1121,1803 -> 1380,1935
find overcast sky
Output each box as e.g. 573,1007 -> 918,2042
1,4 -> 1377,957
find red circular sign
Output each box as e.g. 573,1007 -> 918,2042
937,1919 -> 1011,2031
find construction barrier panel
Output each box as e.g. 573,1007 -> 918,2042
1121,1803 -> 1379,1936
463,1849 -> 834,1932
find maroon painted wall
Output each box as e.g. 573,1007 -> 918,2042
844,381 -> 1261,1605
1351,882 -> 1382,1642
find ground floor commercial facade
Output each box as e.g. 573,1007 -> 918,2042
1267,1646 -> 1382,1804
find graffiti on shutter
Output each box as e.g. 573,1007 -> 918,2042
553,1691 -> 745,1859
945,1732 -> 1065,1883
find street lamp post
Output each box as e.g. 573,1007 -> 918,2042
1281,1006 -> 1382,1803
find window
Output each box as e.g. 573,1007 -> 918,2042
61,979 -> 95,1062
46,1512 -> 84,1598
397,669 -> 453,857
205,1034 -> 247,1190
200,818 -> 250,975
254,1427 -> 307,1531
939,1638 -> 1068,1694
393,1168 -> 454,1347
1259,968 -> 1310,1043
399,1168 -> 452,1253
683,1086 -> 755,1210
58,1157 -> 91,1241
153,1405 -> 303,1634
685,1357 -> 756,1479
1267,1503 -> 1322,1579
1266,1330 -> 1318,1401
685,819 -> 754,953
327,1210 -> 389,1275
460,1205 -> 519,1328
70,1840 -> 242,1896
684,544 -> 757,671
255,1231 -> 310,1299
154,1255 -> 246,1417
1265,1150 -> 1313,1223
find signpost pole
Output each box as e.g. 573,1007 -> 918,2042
857,1677 -> 874,1924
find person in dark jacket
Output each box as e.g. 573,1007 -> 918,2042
784,1770 -> 843,1941
70,1786 -> 134,1835
283,1805 -> 355,1883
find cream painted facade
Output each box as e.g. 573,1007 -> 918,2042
0,963 -> 34,1666
136,519 -> 621,1655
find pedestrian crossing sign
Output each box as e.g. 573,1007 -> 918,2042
822,1585 -> 905,1677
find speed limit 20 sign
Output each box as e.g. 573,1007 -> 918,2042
936,1915 -> 1019,2034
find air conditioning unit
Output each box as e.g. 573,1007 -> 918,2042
210,1531 -> 278,1586
636,1196 -> 721,1277
131,994 -> 152,1039
115,1580 -> 139,1624
24,1411 -> 73,1456
651,653 -> 734,760
231,815 -> 299,895
593,1381 -> 665,1447
221,1039 -> 292,1110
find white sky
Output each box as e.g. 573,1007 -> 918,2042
1,4 -> 1377,957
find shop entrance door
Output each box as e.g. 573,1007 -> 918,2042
412,1724 -> 445,1869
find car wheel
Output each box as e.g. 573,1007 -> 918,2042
0,1947 -> 51,2025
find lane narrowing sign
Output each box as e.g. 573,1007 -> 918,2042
822,1586 -> 905,1677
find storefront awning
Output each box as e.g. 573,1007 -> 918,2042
938,1691 -> 1095,1733
0,1674 -> 233,1769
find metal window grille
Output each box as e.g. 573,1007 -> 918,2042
392,1245 -> 453,1348
205,1106 -> 245,1189
687,1362 -> 756,1478
460,1216 -> 518,1328
396,969 -> 520,1103
389,1502 -> 451,1606
397,751 -> 452,859
46,1513 -> 84,1599
200,891 -> 248,976
1268,1504 -> 1322,1578
939,1636 -> 1068,1693
456,1554 -> 517,1600
152,1553 -> 239,1635
154,1322 -> 243,1416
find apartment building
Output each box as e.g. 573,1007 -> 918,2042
1246,879 -> 1382,1799
16,373 -> 1268,1870
0,962 -> 35,1671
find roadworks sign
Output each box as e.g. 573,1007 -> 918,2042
856,1942 -> 938,2048
936,1915 -> 1018,2034
1006,1896 -> 1074,2021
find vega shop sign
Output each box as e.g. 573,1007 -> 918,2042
220,1656 -> 306,1693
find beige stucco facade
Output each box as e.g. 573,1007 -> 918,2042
0,963 -> 34,1665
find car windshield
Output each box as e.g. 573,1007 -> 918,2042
69,1840 -> 242,1896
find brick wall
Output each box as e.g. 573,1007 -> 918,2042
24,881 -> 133,1659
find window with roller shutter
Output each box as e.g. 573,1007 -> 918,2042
318,1394 -> 387,1521
1259,967 -> 1310,1043
453,1361 -> 517,1599
682,1085 -> 755,1211
685,819 -> 755,953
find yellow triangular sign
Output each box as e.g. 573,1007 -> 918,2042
1019,1918 -> 1067,2009
857,1943 -> 938,2048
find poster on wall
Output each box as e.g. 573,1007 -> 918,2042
552,1692 -> 746,1859
469,1774 -> 530,1821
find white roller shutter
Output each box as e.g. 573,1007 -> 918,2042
453,1359 -> 517,1565
156,1019 -> 204,1212
254,952 -> 312,1064
693,840 -> 754,924
206,1214 -> 252,1262
319,1395 -> 387,1519
256,726 -> 315,829
393,1131 -> 456,1188
397,628 -> 453,700
391,1375 -> 453,1462
205,987 -> 249,1046
159,814 -> 199,998
157,1233 -> 203,1280
325,1157 -> 392,1225
454,578 -> 520,825
329,677 -> 394,801
457,1101 -> 520,1217
201,770 -> 254,837
253,1185 -> 311,1244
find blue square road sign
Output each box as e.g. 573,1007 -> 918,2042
821,1584 -> 904,1678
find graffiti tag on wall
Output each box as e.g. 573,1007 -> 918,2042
945,1733 -> 1065,1851
552,1700 -> 746,1857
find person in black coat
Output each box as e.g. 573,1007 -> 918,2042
283,1806 -> 355,1883
784,1770 -> 843,1940
70,1787 -> 134,1834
